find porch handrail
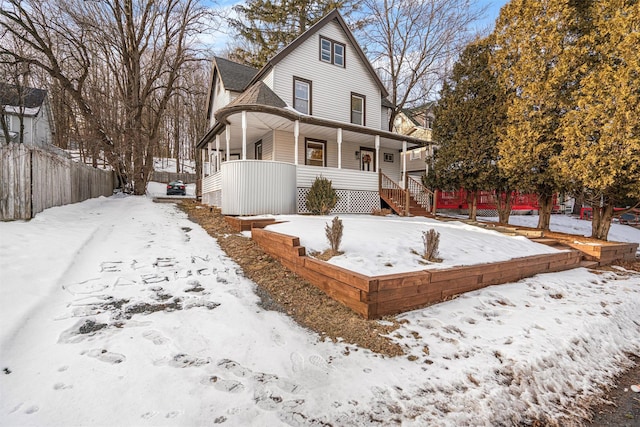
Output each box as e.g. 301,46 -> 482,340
407,175 -> 433,211
379,171 -> 409,215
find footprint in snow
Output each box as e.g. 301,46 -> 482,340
254,388 -> 284,411
53,382 -> 73,390
83,349 -> 126,364
290,352 -> 304,373
271,329 -> 286,346
25,405 -> 39,414
142,329 -> 169,345
200,375 -> 245,393
217,359 -> 252,377
308,355 -> 330,372
164,353 -> 210,368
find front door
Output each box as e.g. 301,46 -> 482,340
360,148 -> 375,172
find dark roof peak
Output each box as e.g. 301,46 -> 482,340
0,83 -> 47,109
213,57 -> 258,92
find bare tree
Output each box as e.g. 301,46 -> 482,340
1,0 -> 216,194
357,0 -> 484,129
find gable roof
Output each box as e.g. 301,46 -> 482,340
0,83 -> 47,109
246,9 -> 388,97
213,57 -> 258,92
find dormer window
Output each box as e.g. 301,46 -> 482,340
320,36 -> 345,67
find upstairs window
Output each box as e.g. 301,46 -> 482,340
293,77 -> 311,114
319,36 -> 345,67
351,93 -> 365,125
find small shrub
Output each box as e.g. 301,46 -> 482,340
422,229 -> 441,262
371,208 -> 392,216
325,216 -> 343,255
306,176 -> 338,215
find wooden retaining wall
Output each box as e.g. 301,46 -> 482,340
1,144 -> 115,220
563,241 -> 638,265
251,227 -> 584,319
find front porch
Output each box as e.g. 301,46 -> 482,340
201,160 -> 382,215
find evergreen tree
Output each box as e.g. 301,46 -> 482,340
431,37 -> 509,221
491,0 -> 576,230
229,0 -> 359,68
557,0 -> 640,240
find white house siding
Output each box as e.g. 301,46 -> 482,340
262,68 -> 275,92
262,131 -> 274,160
271,129 -> 402,182
209,78 -> 234,128
270,20 -> 382,130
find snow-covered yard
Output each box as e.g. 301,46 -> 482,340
263,215 -> 565,275
1,196 -> 639,426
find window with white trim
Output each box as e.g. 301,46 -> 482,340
294,77 -> 311,114
319,36 -> 345,68
351,93 -> 365,125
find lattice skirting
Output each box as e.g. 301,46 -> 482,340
297,188 -> 380,214
202,190 -> 222,207
437,208 -> 537,217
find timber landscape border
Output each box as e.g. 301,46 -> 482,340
228,216 -> 638,319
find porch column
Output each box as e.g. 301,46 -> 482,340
241,110 -> 247,160
402,140 -> 407,189
201,149 -> 206,180
294,120 -> 299,165
337,128 -> 342,169
225,126 -> 230,161
207,142 -> 213,175
375,135 -> 380,173
215,134 -> 221,171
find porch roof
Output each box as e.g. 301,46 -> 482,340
197,85 -> 429,150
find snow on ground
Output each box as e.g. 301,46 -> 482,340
479,214 -> 640,254
153,158 -> 196,174
1,197 -> 639,426
265,215 -> 562,275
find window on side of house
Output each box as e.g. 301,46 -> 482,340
293,77 -> 311,115
305,138 -> 326,167
319,36 -> 345,68
351,93 -> 365,126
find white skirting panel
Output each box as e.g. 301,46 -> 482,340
221,160 -> 296,215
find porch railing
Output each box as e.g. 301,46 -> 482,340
379,171 -> 410,215
407,176 -> 433,212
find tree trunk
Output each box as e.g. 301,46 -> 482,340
468,190 -> 478,221
591,202 -> 614,241
537,193 -> 554,230
495,191 -> 512,224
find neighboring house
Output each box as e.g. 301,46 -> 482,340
197,9 -> 429,215
0,83 -> 54,147
395,103 -> 437,179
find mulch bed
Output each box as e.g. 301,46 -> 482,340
179,201 -> 404,357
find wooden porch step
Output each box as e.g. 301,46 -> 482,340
580,260 -> 600,269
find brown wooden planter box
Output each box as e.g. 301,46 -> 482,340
251,227 -> 585,319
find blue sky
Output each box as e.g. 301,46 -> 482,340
203,0 -> 511,53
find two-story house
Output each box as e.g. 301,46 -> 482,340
0,84 -> 54,147
197,9 -> 428,215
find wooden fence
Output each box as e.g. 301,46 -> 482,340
151,171 -> 198,184
1,144 -> 114,220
